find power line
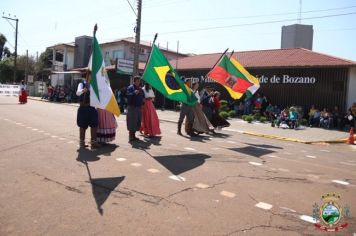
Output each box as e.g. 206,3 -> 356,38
126,0 -> 137,16
147,12 -> 356,36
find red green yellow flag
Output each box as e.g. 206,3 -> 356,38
207,55 -> 253,99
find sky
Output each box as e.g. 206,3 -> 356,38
1,0 -> 356,61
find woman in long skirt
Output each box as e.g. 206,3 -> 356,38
190,82 -> 214,134
211,91 -> 230,129
140,84 -> 161,137
19,80 -> 28,104
97,108 -> 117,144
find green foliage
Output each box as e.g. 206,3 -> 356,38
300,118 -> 308,126
246,116 -> 253,123
259,116 -> 267,123
253,113 -> 261,120
220,100 -> 228,106
0,58 -> 13,83
219,111 -> 229,119
242,115 -> 248,121
228,110 -> 236,118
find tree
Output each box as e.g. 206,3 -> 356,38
0,33 -> 7,60
0,58 -> 13,83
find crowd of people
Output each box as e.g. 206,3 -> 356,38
42,85 -> 76,103
232,92 -> 356,131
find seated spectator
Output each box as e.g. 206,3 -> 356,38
276,107 -> 289,128
331,106 -> 342,129
264,103 -> 274,121
309,109 -> 321,127
319,108 -> 332,129
289,107 -> 299,129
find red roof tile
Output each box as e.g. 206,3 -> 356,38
170,48 -> 356,70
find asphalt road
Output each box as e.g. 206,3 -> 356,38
0,96 -> 355,236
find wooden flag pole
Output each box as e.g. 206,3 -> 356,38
142,33 -> 158,75
229,50 -> 234,59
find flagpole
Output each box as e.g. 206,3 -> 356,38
229,50 -> 234,59
142,33 -> 158,75
83,24 -> 97,101
203,48 -> 229,84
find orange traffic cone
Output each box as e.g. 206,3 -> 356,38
348,127 -> 355,145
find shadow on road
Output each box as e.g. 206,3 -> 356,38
76,143 -> 118,162
243,143 -> 283,150
230,146 -> 275,158
76,143 -> 124,215
90,175 -> 125,215
149,153 -> 211,176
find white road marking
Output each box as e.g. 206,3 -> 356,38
220,191 -> 236,198
340,161 -> 356,166
332,180 -> 350,185
267,155 -> 278,158
284,152 -> 292,155
320,149 -> 330,153
59,138 -> 66,141
51,135 -> 58,138
279,207 -> 296,213
306,155 -> 316,159
26,126 -> 32,129
255,202 -> 272,210
184,147 -> 196,151
37,130 -> 44,133
131,163 -> 142,167
32,128 -> 38,131
278,168 -> 290,172
299,215 -> 318,224
195,183 -> 209,189
44,133 -> 50,135
301,150 -> 307,153
3,118 -> 9,121
147,168 -> 160,173
249,161 -> 263,166
270,168 -> 277,171
15,122 -> 22,125
227,140 -> 236,144
67,141 -> 74,144
211,147 -> 221,150
169,175 -> 186,182
116,158 -> 127,162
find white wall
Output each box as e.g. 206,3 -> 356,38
66,51 -> 75,69
346,67 -> 356,110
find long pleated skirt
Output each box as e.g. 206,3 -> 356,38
97,108 -> 117,143
140,99 -> 161,136
192,104 -> 213,133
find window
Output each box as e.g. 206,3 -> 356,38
113,49 -> 124,59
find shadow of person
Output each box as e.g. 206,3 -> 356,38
129,139 -> 152,150
145,136 -> 162,146
76,143 -> 118,163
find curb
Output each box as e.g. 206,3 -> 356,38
28,97 -> 353,145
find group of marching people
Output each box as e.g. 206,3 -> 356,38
76,75 -> 230,148
177,77 -> 230,137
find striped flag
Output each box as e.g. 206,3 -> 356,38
89,34 -> 120,116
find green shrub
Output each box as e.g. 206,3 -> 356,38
242,115 -> 248,121
219,111 -> 229,119
228,110 -> 236,118
246,116 -> 253,123
259,116 -> 267,123
219,105 -> 229,112
300,118 -> 308,126
220,100 -> 228,106
253,113 -> 261,120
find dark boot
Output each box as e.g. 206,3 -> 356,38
90,127 -> 101,149
79,128 -> 88,148
177,121 -> 183,135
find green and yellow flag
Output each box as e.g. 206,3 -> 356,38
142,44 -> 197,106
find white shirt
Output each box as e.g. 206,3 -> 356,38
143,88 -> 155,98
193,90 -> 200,103
76,82 -> 86,96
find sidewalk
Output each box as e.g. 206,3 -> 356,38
156,110 -> 352,144
28,96 -> 353,144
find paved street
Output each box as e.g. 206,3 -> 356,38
0,96 -> 355,236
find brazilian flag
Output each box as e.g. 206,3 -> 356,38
142,44 -> 197,106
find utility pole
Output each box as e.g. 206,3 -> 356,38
133,0 -> 142,80
2,15 -> 18,83
25,49 -> 28,84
